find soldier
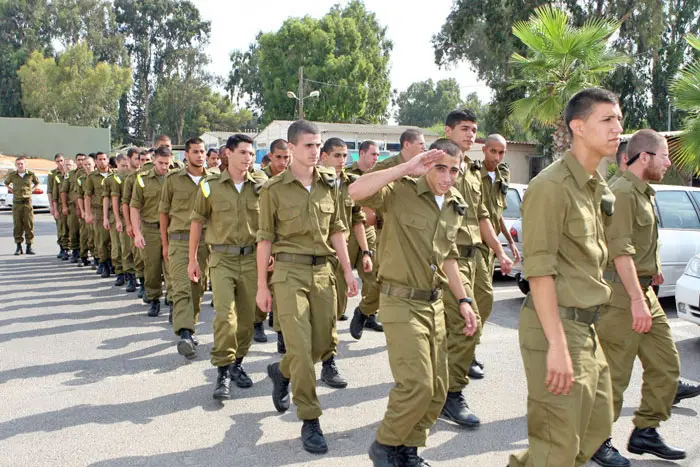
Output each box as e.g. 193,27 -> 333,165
608,147 -> 628,185
260,154 -> 271,169
5,157 -> 39,255
206,148 -> 221,174
121,148 -> 145,295
319,137 -> 370,388
508,88 -> 622,467
262,139 -> 291,178
131,147 -> 171,317
592,129 -> 690,466
472,134 -> 522,375
60,154 -> 86,262
189,134 -> 264,398
441,109 -> 513,428
160,137 -> 210,359
76,156 -> 96,266
103,154 -> 131,287
256,120 -> 359,454
48,153 -> 66,258
347,140 -> 383,337
51,157 -> 71,260
348,140 -> 478,467
84,152 -> 113,278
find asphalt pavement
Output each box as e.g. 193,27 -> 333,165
1,212 -> 699,467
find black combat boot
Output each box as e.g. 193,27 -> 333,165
137,277 -> 146,298
364,313 -> 384,332
25,244 -> 35,255
350,307 -> 367,340
14,243 -> 23,255
57,247 -> 63,259
147,299 -> 160,317
267,362 -> 290,412
441,391 -> 480,428
230,357 -> 253,388
277,332 -> 286,354
397,446 -> 431,466
100,261 -> 110,278
628,427 -> 685,460
213,365 -> 232,400
674,380 -> 700,404
468,360 -> 484,379
301,418 -> 328,454
268,310 -> 274,327
79,257 -> 88,267
70,250 -> 80,263
96,260 -> 103,275
592,438 -> 630,467
125,273 -> 137,292
108,260 -> 115,275
321,356 -> 348,388
253,322 -> 268,342
92,258 -> 99,270
176,329 -> 196,360
61,249 -> 70,260
114,273 -> 125,286
338,311 -> 348,321
369,440 -> 399,467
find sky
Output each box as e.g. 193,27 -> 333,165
191,0 -> 492,107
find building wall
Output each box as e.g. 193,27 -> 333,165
469,142 -> 539,184
0,117 -> 110,160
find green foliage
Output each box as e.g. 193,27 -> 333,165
607,162 -> 618,179
670,35 -> 700,174
228,0 -> 392,123
394,79 -> 462,127
17,42 -> 132,128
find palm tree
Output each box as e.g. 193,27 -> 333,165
508,6 -> 630,157
670,35 -> 700,174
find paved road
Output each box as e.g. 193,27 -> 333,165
1,212 -> 699,467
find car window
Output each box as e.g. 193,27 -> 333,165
502,188 -> 522,218
691,191 -> 700,209
655,191 -> 700,229
38,175 -> 48,184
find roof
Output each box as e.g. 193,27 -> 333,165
201,131 -> 259,140
474,137 -> 538,146
263,120 -> 439,137
620,130 -> 683,143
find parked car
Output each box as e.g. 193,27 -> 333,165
676,253 -> 700,325
510,184 -> 700,298
0,185 -> 9,210
5,174 -> 51,210
494,183 -> 526,273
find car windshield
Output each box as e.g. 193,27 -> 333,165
655,191 -> 700,229
502,188 -> 522,218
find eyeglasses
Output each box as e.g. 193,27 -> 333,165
627,151 -> 670,166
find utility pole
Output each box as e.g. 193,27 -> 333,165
298,66 -> 304,119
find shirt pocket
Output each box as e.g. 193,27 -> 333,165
174,191 -> 190,201
213,200 -> 232,212
316,201 -> 334,229
400,214 -> 428,231
566,214 -> 595,238
277,207 -> 305,236
636,207 -> 654,227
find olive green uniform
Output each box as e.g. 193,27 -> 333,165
48,168 -> 64,249
122,172 -> 144,279
444,158 -> 489,392
160,168 -> 210,336
51,171 -> 70,251
5,170 -> 39,244
346,161 -> 380,317
130,169 -> 167,301
83,170 -> 113,263
192,170 -> 264,366
358,176 -> 465,447
257,167 -> 345,421
608,168 -> 623,185
61,168 -> 83,253
257,165 -> 283,329
509,152 -> 613,467
76,170 -> 94,259
474,162 -> 510,328
597,171 -> 679,428
104,173 -> 131,275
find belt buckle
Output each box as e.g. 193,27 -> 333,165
239,247 -> 247,256
310,255 -> 319,266
429,289 -> 439,302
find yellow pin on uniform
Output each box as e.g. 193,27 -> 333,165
114,175 -> 122,184
201,180 -> 211,198
137,174 -> 145,188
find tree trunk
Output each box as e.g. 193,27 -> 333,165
551,116 -> 571,159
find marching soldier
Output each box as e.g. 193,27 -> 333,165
61,153 -> 86,264
5,157 -> 39,255
189,134 -> 264,398
103,154 -> 131,287
508,88 -> 621,467
83,152 -> 113,278
51,160 -> 70,260
48,153 -> 66,258
122,149 -> 146,295
348,140 -> 478,467
160,137 -> 210,359
256,120 -> 359,454
77,156 -> 96,267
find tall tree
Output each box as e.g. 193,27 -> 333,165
17,42 -> 132,128
228,0 -> 392,123
508,6 -> 629,156
394,79 -> 462,127
670,35 -> 700,173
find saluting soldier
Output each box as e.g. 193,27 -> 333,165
508,88 -> 621,467
61,153 -> 87,264
592,129 -> 694,466
347,140 -> 383,337
189,134 -> 264,399
256,120 -> 358,455
77,156 -> 96,266
103,154 -> 130,287
348,140 -> 478,467
83,152 -> 113,278
5,157 -> 39,255
48,153 -> 66,259
131,146 -> 171,317
320,137 -> 370,389
159,137 -> 210,359
441,110 -> 513,428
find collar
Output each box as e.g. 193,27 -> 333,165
480,163 -> 500,180
622,170 -> 655,196
220,168 -> 256,185
562,152 -> 600,189
280,166 -> 325,185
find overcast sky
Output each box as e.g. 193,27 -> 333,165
191,0 -> 492,104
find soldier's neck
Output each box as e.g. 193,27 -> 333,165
570,142 -> 605,175
187,165 -> 204,177
357,159 -> 373,173
290,163 -> 314,185
228,167 -> 247,184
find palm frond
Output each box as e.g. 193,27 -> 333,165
670,116 -> 700,174
670,61 -> 700,111
686,34 -> 700,52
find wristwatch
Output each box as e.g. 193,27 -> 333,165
362,250 -> 374,258
458,297 -> 473,305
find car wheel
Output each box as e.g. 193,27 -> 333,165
517,274 -> 530,295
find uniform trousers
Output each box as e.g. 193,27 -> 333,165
12,202 -> 33,244
169,238 -> 208,335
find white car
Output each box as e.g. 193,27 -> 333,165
495,183 -> 526,273
5,174 -> 51,210
0,185 -> 8,210
510,184 -> 700,298
676,254 -> 700,325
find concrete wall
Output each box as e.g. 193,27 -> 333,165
0,117 -> 111,160
469,142 -> 540,184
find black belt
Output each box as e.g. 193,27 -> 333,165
523,294 -> 600,325
458,244 -> 478,259
211,244 -> 255,256
142,220 -> 160,229
275,253 -> 328,265
13,199 -> 30,204
380,282 -> 442,303
376,218 -> 384,230
168,232 -> 190,241
603,270 -> 654,289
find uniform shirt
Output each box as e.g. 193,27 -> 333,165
4,170 -> 39,200
191,170 -> 265,246
76,169 -> 89,199
51,172 -> 67,203
121,172 -> 138,207
608,168 -> 623,186
604,170 -> 661,276
358,175 -> 465,290
47,168 -> 59,198
159,167 -> 210,234
257,166 -> 346,256
103,172 -> 128,223
61,168 -> 85,203
452,156 -> 489,248
522,152 -> 611,309
346,160 -> 369,177
370,154 -> 401,173
130,168 -> 165,224
480,163 -> 510,231
83,170 -> 112,212
337,170 -> 365,240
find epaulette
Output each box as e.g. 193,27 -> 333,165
601,186 -> 615,216
113,174 -> 123,185
498,161 -> 509,172
450,190 -> 468,215
345,172 -> 360,183
402,175 -> 418,184
251,169 -> 268,181
136,173 -> 145,188
499,181 -> 510,195
317,167 -> 337,188
262,174 -> 284,189
253,180 -> 265,195
200,179 -> 211,198
205,172 -> 221,182
470,160 -> 482,171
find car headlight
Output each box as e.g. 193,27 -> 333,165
684,256 -> 700,278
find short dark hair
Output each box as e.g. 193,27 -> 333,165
226,133 -> 254,151
270,139 -> 288,153
207,148 -> 218,157
126,147 -> 140,159
322,137 -> 346,154
399,129 -> 423,149
54,153 -> 64,160
75,153 -> 86,159
261,154 -> 271,164
429,138 -> 461,158
287,120 -> 320,144
564,88 -> 619,137
626,129 -> 666,166
116,153 -> 128,163
94,151 -> 107,159
445,109 -> 478,128
359,140 -> 377,153
155,134 -> 171,144
16,156 -> 26,162
88,153 -> 96,158
185,137 -> 205,151
108,156 -> 117,168
154,146 -> 172,159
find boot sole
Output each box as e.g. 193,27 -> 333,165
233,377 -> 253,389
303,442 -> 328,454
440,409 -> 480,429
350,315 -> 366,340
322,377 -> 348,389
177,340 -> 196,360
590,455 -> 630,467
267,365 -> 290,413
253,332 -> 268,343
212,390 -> 231,401
627,445 -> 685,460
674,390 -> 700,405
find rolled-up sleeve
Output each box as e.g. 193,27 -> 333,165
189,187 -> 210,223
605,190 -> 636,259
522,179 -> 565,279
256,186 -> 276,242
